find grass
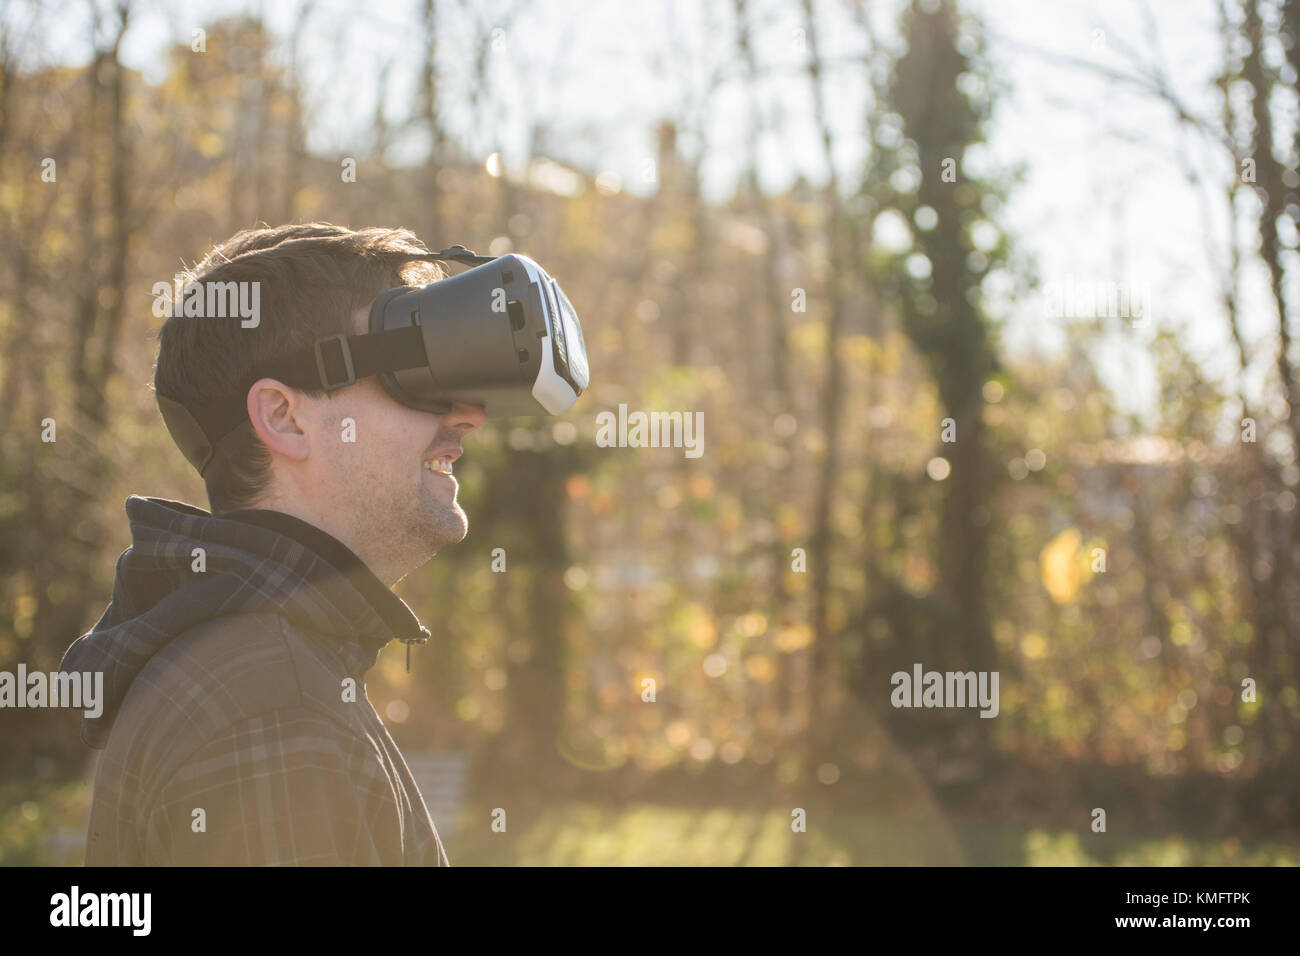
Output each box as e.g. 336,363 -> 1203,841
0,778 -> 92,866
3,779 -> 1296,866
954,822 -> 1298,866
444,801 -> 1300,866
447,801 -> 965,865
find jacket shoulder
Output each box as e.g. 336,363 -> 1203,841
104,612 -> 373,790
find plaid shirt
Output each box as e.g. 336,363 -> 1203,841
59,495 -> 449,866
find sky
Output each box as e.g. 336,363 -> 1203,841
9,0 -> 1283,425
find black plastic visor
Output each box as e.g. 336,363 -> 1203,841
156,245 -> 588,476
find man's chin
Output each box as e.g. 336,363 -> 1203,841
428,510 -> 469,550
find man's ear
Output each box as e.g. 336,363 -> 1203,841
246,377 -> 311,462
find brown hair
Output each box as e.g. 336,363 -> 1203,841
154,223 -> 445,513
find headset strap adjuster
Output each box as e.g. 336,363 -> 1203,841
314,334 -> 356,390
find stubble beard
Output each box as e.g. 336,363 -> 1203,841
344,476 -> 467,584
415,476 -> 469,558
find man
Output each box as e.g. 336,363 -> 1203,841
60,223 -> 484,865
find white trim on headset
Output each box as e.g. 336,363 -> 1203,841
532,333 -> 580,414
515,254 -> 581,415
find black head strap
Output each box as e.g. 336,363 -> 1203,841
412,244 -> 496,268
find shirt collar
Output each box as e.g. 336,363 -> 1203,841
218,508 -> 431,651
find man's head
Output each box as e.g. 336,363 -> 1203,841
155,223 -> 486,584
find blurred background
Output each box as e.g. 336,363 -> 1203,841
2,0 -> 1298,865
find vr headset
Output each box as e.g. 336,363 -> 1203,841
157,246 -> 589,476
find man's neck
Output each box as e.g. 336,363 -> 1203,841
247,498 -> 404,587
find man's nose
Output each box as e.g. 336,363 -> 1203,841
445,401 -> 487,432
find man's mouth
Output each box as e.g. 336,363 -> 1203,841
424,456 -> 455,475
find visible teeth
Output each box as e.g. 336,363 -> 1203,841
426,457 -> 454,474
